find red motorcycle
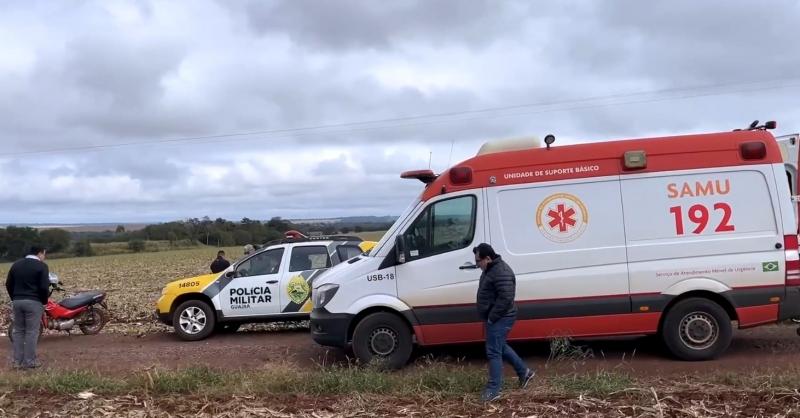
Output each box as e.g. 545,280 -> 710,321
8,274 -> 109,341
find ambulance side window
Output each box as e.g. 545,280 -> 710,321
236,248 -> 284,277
406,195 -> 476,259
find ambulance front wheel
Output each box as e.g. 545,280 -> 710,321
173,300 -> 216,341
352,312 -> 413,369
661,297 -> 732,361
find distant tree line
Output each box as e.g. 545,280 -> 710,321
0,216 -> 392,261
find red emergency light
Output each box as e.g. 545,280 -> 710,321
284,230 -> 307,239
739,141 -> 766,160
449,166 -> 473,185
401,169 -> 438,184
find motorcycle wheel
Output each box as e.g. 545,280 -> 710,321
7,319 -> 44,342
79,307 -> 109,335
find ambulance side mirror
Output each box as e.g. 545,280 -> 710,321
395,235 -> 408,264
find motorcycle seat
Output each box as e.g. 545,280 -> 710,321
60,291 -> 105,309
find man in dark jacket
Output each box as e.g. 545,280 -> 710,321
5,245 -> 50,369
210,250 -> 231,274
474,243 -> 535,402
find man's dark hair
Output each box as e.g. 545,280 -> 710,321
472,243 -> 497,259
28,245 -> 46,256
217,250 -> 225,256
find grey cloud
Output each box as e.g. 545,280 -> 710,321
237,0 -> 529,51
2,0 -> 800,223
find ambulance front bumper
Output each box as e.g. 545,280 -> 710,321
310,308 -> 353,348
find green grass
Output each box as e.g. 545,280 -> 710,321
549,371 -> 634,396
355,231 -> 386,241
8,365 -> 800,400
89,239 -> 201,256
548,336 -> 594,362
0,364 -> 485,397
0,370 -> 125,394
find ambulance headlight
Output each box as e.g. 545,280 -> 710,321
313,284 -> 339,308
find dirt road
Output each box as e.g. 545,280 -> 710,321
3,324 -> 800,376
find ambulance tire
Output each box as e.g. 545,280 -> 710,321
661,298 -> 732,361
173,300 -> 216,341
352,312 -> 413,370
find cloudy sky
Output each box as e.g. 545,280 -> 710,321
1,0 -> 799,224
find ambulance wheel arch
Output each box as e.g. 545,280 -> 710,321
350,310 -> 414,369
171,294 -> 217,341
659,293 -> 736,360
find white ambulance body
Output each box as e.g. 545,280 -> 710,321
310,128 -> 800,368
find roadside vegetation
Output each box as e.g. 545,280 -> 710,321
4,364 -> 800,416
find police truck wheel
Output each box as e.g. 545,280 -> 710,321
352,312 -> 413,369
661,298 -> 732,361
173,300 -> 216,341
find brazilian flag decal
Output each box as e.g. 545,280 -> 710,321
762,261 -> 779,272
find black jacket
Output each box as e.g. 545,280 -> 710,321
210,257 -> 231,274
476,256 -> 517,323
5,257 -> 50,304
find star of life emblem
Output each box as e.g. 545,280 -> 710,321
536,193 -> 589,243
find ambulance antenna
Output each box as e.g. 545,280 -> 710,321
447,139 -> 455,167
428,151 -> 432,169
544,134 -> 556,150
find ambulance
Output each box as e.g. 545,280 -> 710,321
155,233 -> 375,341
310,122 -> 800,369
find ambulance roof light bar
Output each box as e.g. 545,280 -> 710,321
733,120 -> 777,131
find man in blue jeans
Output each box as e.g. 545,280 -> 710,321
5,245 -> 50,369
474,243 -> 535,402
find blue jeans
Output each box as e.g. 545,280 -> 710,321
485,316 -> 528,393
12,300 -> 43,367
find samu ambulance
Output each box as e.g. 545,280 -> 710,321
156,233 -> 375,341
310,123 -> 800,369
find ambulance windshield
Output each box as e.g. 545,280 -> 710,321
367,198 -> 421,257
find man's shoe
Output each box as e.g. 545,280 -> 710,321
480,390 -> 501,403
520,368 -> 536,389
23,361 -> 42,370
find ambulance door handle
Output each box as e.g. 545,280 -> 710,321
266,280 -> 278,284
459,263 -> 479,270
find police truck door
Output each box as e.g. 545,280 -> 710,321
221,247 -> 285,317
280,245 -> 333,314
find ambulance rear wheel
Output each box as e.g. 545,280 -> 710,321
173,300 -> 216,341
352,312 -> 413,369
661,297 -> 732,361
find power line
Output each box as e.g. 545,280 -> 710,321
138,79 -> 800,150
3,77 -> 799,157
